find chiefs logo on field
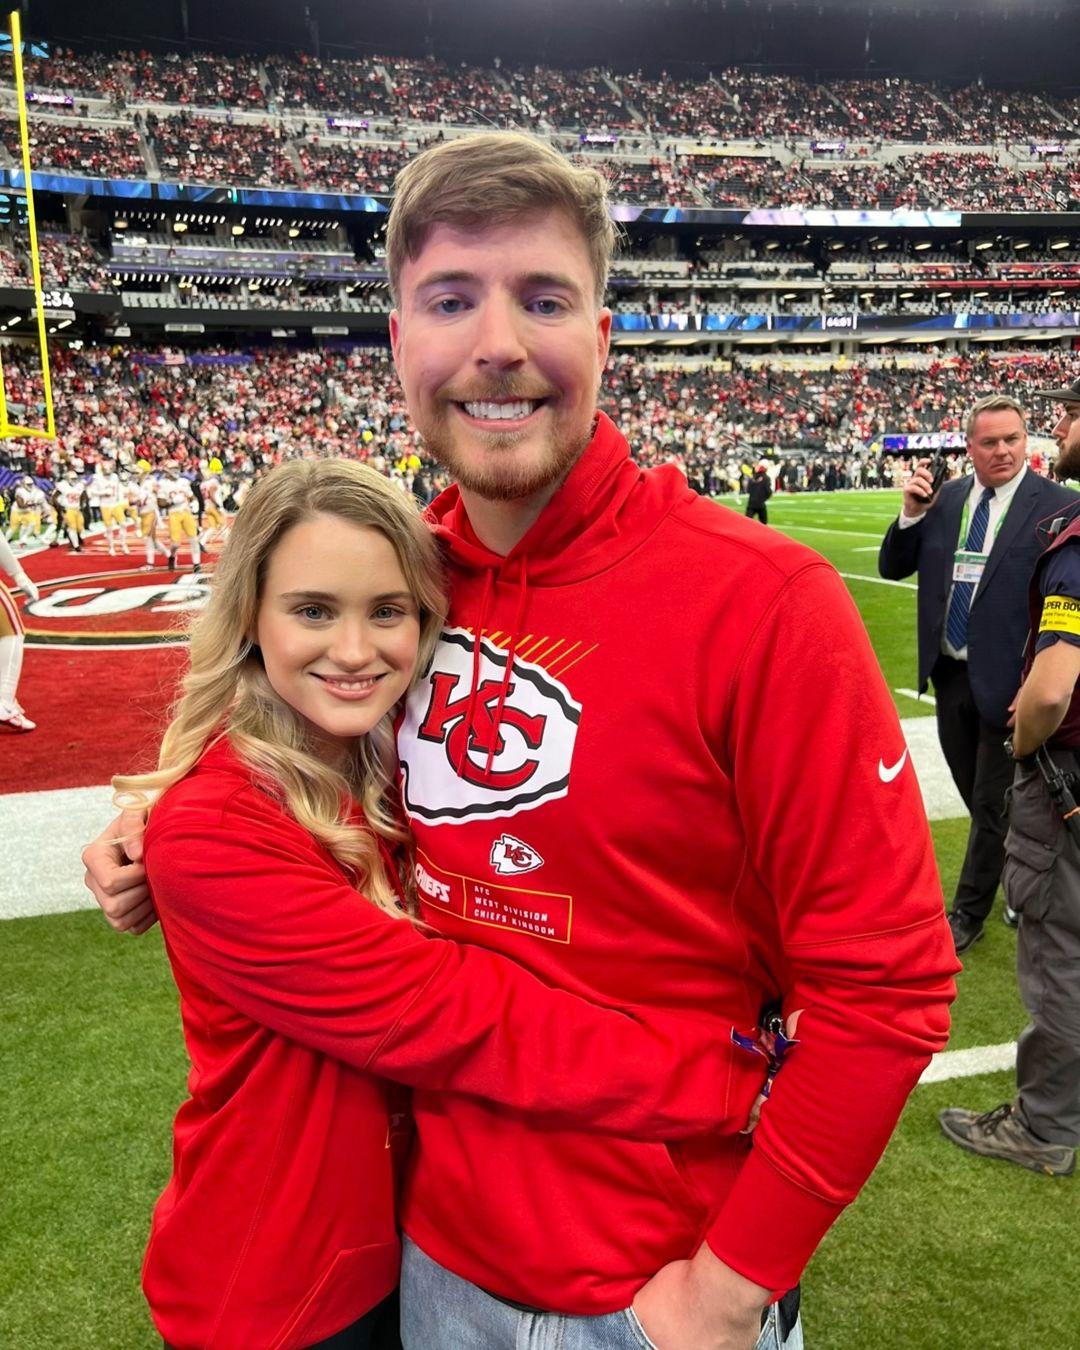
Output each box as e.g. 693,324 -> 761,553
399,628 -> 581,824
22,569 -> 211,649
490,833 -> 544,876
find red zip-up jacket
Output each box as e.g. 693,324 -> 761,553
398,412 -> 959,1308
141,739 -> 767,1350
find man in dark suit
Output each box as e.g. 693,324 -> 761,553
879,394 -> 1079,956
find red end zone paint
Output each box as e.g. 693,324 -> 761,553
22,565 -> 212,649
3,549 -> 196,788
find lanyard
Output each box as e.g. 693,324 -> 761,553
956,484 -> 1012,552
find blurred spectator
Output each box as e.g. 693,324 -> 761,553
127,51 -> 268,108
149,114 -> 297,187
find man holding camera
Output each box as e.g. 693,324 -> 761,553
939,377 -> 1080,1176
879,395 -> 1078,957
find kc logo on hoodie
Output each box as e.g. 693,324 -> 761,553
399,628 -> 581,824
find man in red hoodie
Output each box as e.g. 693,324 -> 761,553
86,132 -> 957,1350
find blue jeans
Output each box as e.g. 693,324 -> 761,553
400,1236 -> 804,1350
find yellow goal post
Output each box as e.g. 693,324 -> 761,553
0,8 -> 56,441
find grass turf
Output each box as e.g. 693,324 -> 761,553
3,488 -> 1076,1348
0,820 -> 1060,1350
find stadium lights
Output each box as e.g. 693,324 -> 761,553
1051,239 -> 1070,250
1014,239 -> 1031,250
288,227 -> 300,238
829,241 -> 845,251
1050,289 -> 1066,297
973,290 -> 989,298
232,225 -> 245,236
115,218 -> 128,230
173,221 -> 188,233
764,240 -> 780,250
937,290 -> 951,298
974,240 -> 994,250
900,290 -> 914,298
913,241 -> 932,251
874,240 -> 889,250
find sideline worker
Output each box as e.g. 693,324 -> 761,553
879,395 -> 1078,957
940,377 -> 1080,1176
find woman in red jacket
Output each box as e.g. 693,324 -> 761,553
113,459 -> 763,1350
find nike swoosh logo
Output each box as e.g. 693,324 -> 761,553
878,749 -> 909,783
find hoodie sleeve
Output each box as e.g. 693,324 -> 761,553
145,781 -> 764,1141
705,560 -> 959,1293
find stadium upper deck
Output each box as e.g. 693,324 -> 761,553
9,47 -> 1080,145
0,45 -> 1078,214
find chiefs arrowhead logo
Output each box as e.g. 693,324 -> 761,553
490,833 -> 544,876
399,628 -> 581,825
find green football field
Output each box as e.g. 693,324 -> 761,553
2,490 -> 1076,1350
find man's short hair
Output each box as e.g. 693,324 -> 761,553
966,394 -> 1027,439
386,131 -> 616,308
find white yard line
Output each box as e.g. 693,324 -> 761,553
919,1042 -> 1017,1085
779,525 -> 883,539
837,571 -> 917,590
895,687 -> 936,706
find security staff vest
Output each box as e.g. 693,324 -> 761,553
1025,512 -> 1080,748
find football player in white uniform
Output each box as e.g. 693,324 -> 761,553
198,470 -> 228,551
7,476 -> 47,545
96,459 -> 131,557
0,529 -> 39,730
162,461 -> 202,573
56,470 -> 87,552
130,468 -> 169,570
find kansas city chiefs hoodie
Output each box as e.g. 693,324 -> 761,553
397,412 -> 958,1308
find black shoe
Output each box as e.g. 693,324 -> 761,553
947,910 -> 984,956
1003,903 -> 1019,929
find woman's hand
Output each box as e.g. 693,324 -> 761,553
82,809 -> 157,934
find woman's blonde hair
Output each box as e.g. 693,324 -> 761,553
113,459 -> 447,918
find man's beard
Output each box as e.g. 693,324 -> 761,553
420,407 -> 594,502
1054,429 -> 1080,481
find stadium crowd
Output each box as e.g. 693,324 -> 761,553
294,139 -> 411,194
6,43 -> 1076,150
147,113 -> 298,188
0,343 -> 1074,495
125,51 -> 268,109
2,116 -> 146,179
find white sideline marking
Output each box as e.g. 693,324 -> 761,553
0,785 -> 116,920
838,571 -> 917,590
0,717 -> 967,921
919,1042 -> 1017,1085
895,687 -> 936,707
900,715 -> 966,820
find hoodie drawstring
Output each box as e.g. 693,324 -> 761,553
457,566 -> 495,778
483,558 -> 529,781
